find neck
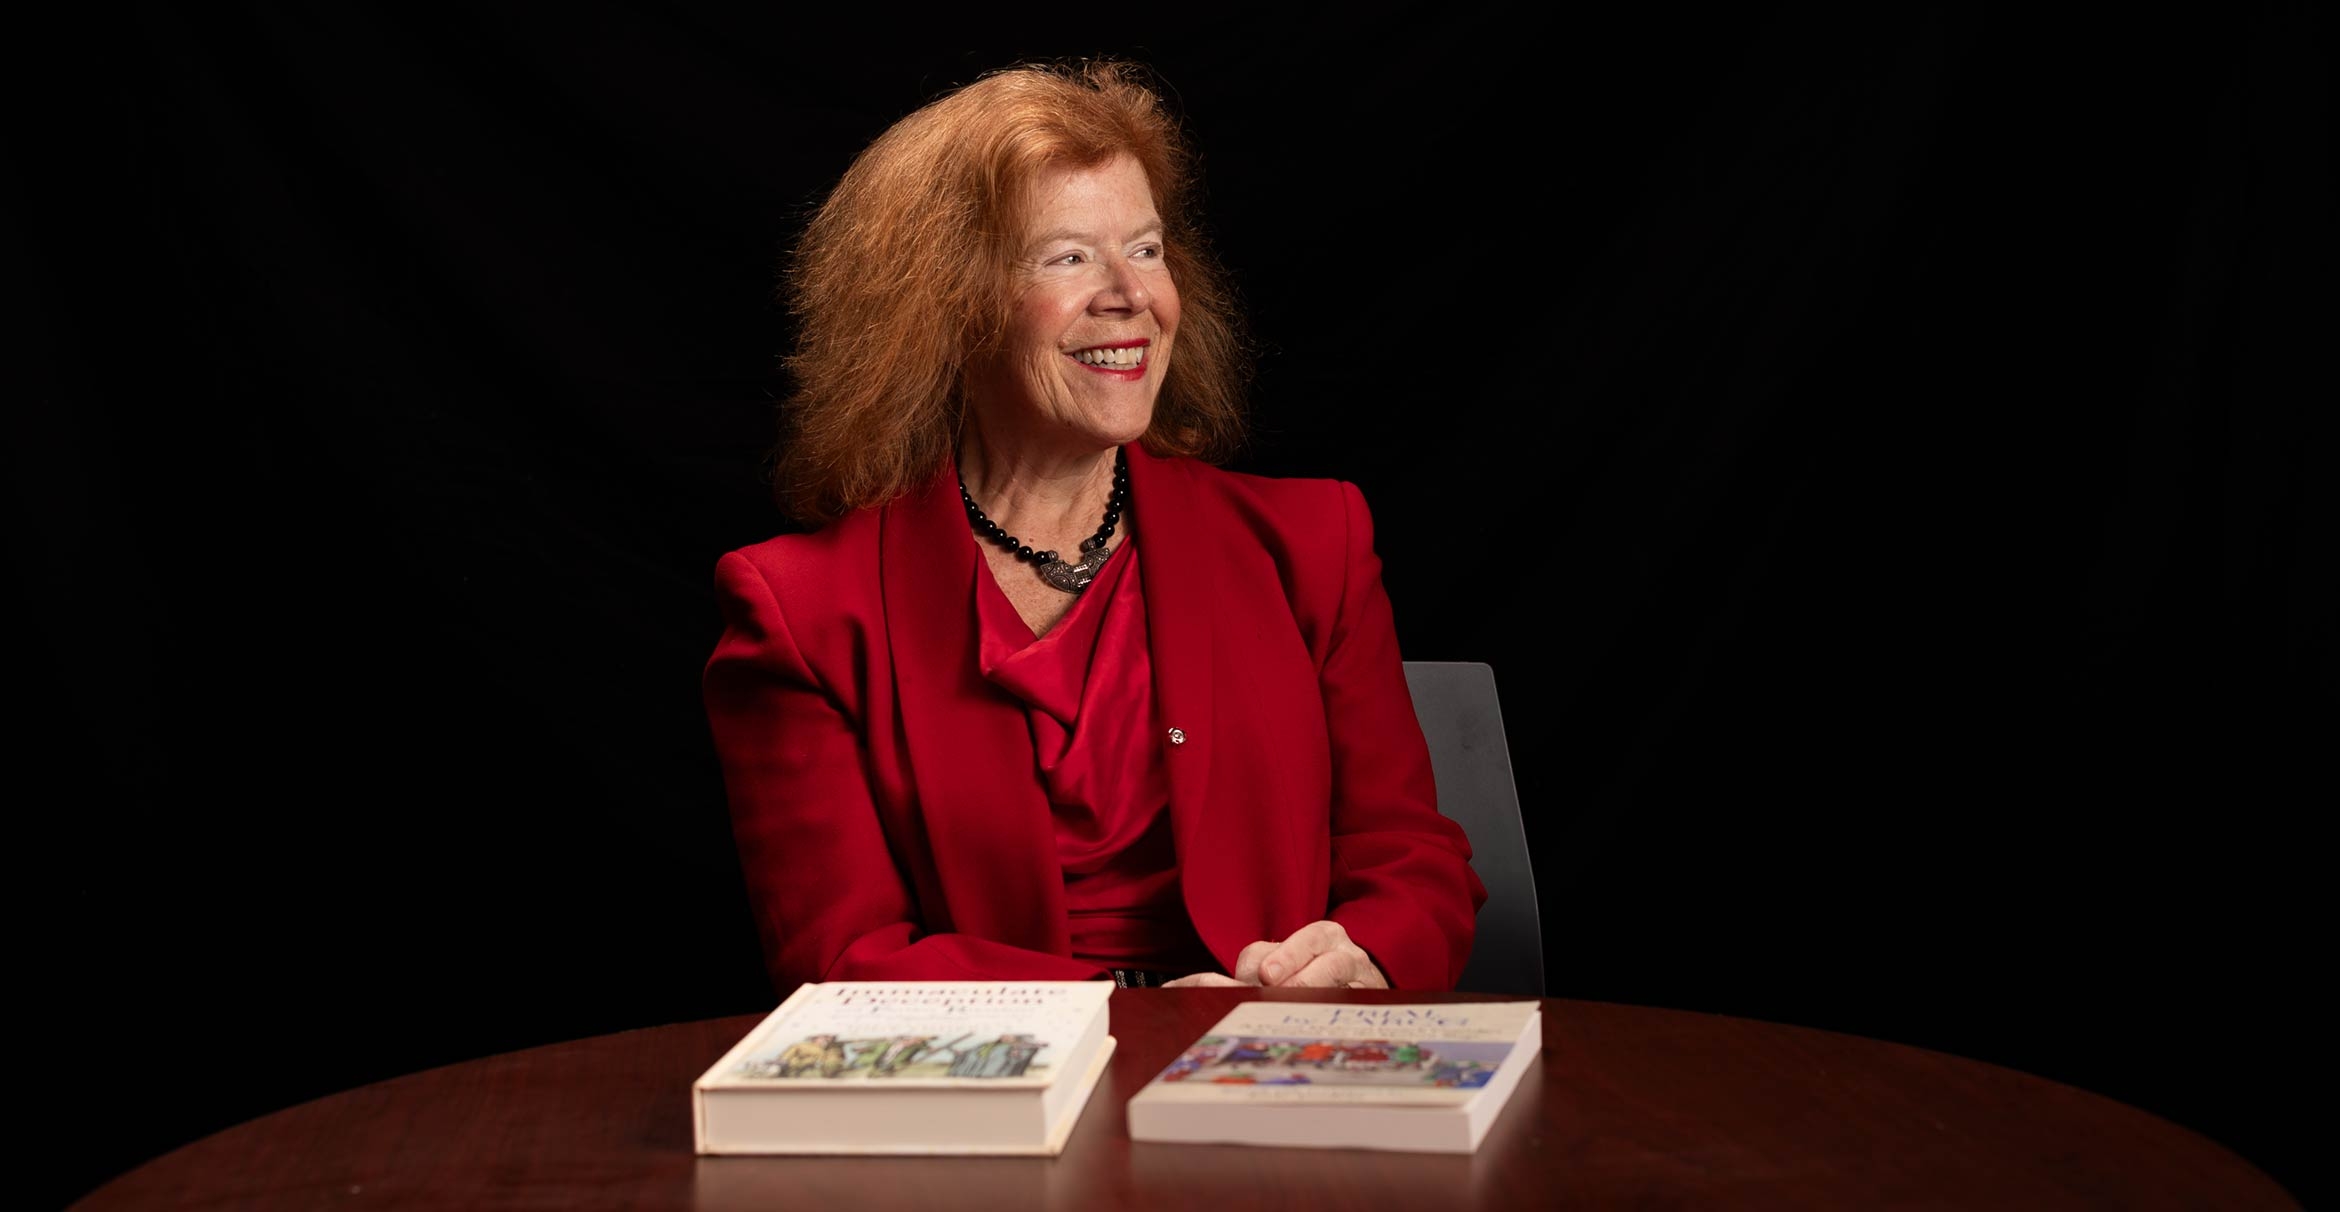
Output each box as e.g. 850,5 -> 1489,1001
957,433 -> 1122,542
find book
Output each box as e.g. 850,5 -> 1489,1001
1124,999 -> 1543,1153
692,980 -> 1116,1156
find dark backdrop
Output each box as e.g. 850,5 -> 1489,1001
24,5 -> 2330,1207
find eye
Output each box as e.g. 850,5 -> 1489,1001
1051,251 -> 1088,266
1132,243 -> 1163,259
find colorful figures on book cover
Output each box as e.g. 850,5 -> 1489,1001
739,1031 -> 1051,1080
1154,1034 -> 1506,1088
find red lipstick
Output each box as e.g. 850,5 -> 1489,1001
1067,338 -> 1150,380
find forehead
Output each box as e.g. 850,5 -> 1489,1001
1020,153 -> 1160,238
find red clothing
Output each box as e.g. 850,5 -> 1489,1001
703,445 -> 1484,993
974,535 -> 1213,973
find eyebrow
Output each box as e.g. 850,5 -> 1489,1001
1023,219 -> 1166,254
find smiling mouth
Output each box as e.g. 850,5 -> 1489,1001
1070,341 -> 1148,370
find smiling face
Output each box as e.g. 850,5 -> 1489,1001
965,153 -> 1181,460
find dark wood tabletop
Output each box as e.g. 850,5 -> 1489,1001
72,989 -> 2297,1211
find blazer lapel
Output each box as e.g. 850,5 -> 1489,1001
1128,447 -> 1239,962
881,463 -> 1071,953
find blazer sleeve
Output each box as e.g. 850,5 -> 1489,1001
703,551 -> 1106,991
1317,482 -> 1489,989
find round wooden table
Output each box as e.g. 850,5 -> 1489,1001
72,989 -> 2297,1210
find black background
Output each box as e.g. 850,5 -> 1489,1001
24,5 -> 2331,1207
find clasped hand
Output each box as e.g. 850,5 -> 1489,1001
1160,920 -> 1388,989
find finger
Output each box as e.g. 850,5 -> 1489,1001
1276,950 -> 1365,988
1161,972 -> 1248,988
1233,941 -> 1277,984
1259,921 -> 1349,986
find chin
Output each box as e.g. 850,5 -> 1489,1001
1073,399 -> 1157,449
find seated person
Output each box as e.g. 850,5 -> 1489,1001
703,60 -> 1484,994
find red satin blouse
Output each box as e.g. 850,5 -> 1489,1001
974,538 -> 1217,975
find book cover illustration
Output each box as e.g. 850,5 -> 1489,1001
708,981 -> 1109,1088
737,1029 -> 1047,1082
1136,1001 -> 1540,1106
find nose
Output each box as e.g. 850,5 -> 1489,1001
1093,255 -> 1152,314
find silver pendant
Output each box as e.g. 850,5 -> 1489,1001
1037,543 -> 1111,593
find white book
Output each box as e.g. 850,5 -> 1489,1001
1125,999 -> 1543,1153
693,980 -> 1115,1156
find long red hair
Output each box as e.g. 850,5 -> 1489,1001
773,60 -> 1251,525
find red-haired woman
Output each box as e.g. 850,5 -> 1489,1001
704,61 -> 1483,996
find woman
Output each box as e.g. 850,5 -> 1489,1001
704,60 -> 1483,994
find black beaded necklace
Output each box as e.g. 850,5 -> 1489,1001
959,447 -> 1129,594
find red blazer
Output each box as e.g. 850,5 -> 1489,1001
703,445 -> 1484,994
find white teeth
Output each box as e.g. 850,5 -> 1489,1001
1073,346 -> 1143,367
